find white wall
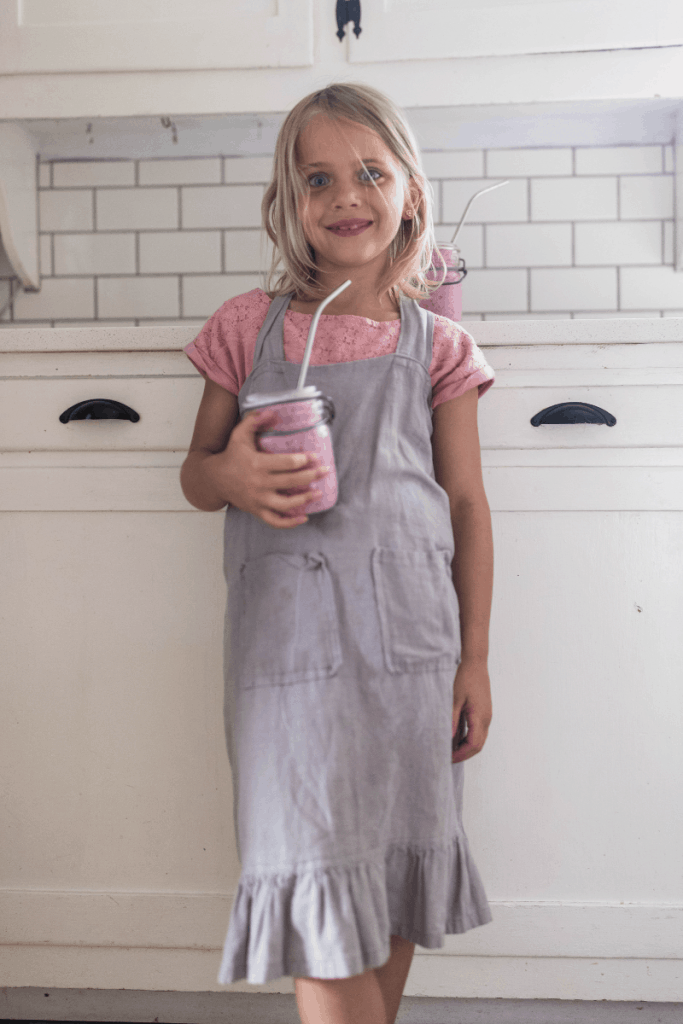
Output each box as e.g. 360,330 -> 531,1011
0,141 -> 680,328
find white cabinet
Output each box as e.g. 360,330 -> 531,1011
351,0 -> 683,62
1,319 -> 682,1001
1,0 -> 682,117
0,0 -> 313,73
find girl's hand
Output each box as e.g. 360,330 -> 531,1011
208,410 -> 329,529
451,659 -> 492,763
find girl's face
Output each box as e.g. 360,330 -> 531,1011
295,115 -> 415,282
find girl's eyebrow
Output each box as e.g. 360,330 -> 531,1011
302,158 -> 387,169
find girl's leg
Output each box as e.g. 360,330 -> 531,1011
294,968 -> 387,1024
293,935 -> 415,1024
373,935 -> 415,1024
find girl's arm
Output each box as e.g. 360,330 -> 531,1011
180,374 -> 329,526
431,386 -> 494,763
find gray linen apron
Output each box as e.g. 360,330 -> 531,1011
217,292 -> 492,986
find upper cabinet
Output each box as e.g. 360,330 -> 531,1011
349,0 -> 683,63
0,0 -> 313,73
0,0 -> 681,118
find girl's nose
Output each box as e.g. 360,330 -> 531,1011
331,178 -> 361,208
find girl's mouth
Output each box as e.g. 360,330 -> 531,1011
326,220 -> 373,237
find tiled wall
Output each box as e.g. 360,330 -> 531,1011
1,144 -> 681,327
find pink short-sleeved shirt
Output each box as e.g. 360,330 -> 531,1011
184,288 -> 494,407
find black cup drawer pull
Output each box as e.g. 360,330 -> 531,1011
59,399 -> 140,423
531,402 -> 616,427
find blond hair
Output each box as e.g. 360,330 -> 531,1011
262,82 -> 443,305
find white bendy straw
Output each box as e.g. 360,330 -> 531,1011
450,180 -> 510,245
296,278 -> 352,391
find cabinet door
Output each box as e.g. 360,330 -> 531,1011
0,0 -> 313,73
349,0 -> 683,62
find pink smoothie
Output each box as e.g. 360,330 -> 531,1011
243,387 -> 338,515
419,244 -> 467,321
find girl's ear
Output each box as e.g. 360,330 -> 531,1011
402,177 -> 420,221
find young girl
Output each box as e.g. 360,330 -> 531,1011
180,83 -> 495,1024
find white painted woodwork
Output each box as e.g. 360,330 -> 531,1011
676,105 -> 683,272
0,0 -> 313,73
350,0 -> 683,62
11,98 -> 682,162
0,2 -> 682,120
1,317 -> 682,1001
0,123 -> 39,290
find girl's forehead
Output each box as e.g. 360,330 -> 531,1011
296,115 -> 395,164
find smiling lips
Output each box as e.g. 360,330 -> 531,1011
326,219 -> 373,236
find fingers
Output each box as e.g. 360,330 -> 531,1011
270,465 -> 329,490
452,707 -> 490,763
260,508 -> 310,529
256,483 -> 325,529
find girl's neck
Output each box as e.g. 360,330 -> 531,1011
289,279 -> 400,321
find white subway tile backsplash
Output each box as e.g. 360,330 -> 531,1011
0,319 -> 52,327
422,151 -> 483,179
531,177 -> 617,221
223,157 -> 274,184
442,178 -> 527,224
13,277 -> 95,320
619,175 -> 674,220
461,269 -> 527,313
486,148 -> 572,177
97,188 -> 178,230
182,185 -> 263,228
620,267 -> 683,309
21,145 -> 683,324
40,189 -> 93,232
486,223 -> 571,267
54,233 -> 136,275
39,235 -> 53,276
575,146 -> 663,175
437,224 -> 483,269
483,311 -> 572,320
55,319 -> 137,327
574,221 -> 662,266
572,310 -> 661,319
139,319 -> 207,328
531,268 -> 617,311
53,161 -> 135,188
223,229 -> 274,272
663,221 -> 674,265
139,158 -> 221,186
139,231 -> 221,274
98,276 -> 179,319
182,274 -> 261,318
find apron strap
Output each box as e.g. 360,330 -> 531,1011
395,294 -> 434,369
253,292 -> 294,366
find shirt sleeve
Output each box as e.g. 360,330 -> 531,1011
430,316 -> 495,410
183,289 -> 269,395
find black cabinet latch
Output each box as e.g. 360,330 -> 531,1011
336,0 -> 361,40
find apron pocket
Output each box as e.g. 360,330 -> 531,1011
371,547 -> 460,674
237,552 -> 342,688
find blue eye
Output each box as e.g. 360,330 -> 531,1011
307,169 -> 382,188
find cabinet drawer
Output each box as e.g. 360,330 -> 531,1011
1,321 -> 682,510
0,375 -> 204,451
3,339 -> 683,452
2,374 -> 681,452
